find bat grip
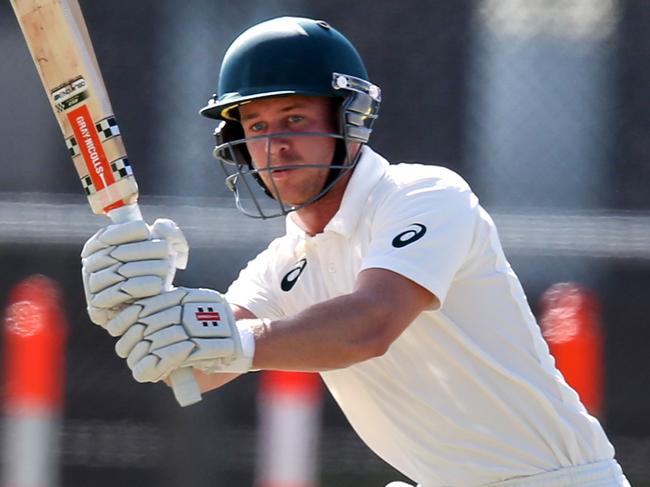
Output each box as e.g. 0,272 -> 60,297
107,203 -> 202,407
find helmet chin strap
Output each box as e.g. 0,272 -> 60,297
312,138 -> 359,203
290,99 -> 363,209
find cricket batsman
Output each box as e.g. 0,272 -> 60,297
80,16 -> 630,487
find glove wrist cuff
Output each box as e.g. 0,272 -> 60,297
236,320 -> 257,361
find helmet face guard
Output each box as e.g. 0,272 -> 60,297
212,73 -> 381,219
215,131 -> 351,219
200,17 -> 381,219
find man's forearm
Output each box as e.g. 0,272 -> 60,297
249,292 -> 385,371
248,268 -> 434,372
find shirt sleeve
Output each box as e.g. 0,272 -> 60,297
225,243 -> 287,321
360,173 -> 479,308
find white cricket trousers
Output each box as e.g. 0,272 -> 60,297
485,459 -> 630,487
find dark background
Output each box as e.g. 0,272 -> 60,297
1,1 -> 649,486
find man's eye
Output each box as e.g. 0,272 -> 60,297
249,122 -> 265,132
288,115 -> 304,124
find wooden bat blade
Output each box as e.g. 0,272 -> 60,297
10,0 -> 202,407
10,0 -> 138,215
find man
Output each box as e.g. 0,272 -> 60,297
81,17 -> 629,487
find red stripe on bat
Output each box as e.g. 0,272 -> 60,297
196,312 -> 221,321
103,200 -> 125,213
67,105 -> 115,191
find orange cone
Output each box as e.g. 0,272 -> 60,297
256,371 -> 323,487
2,275 -> 68,487
539,282 -> 604,418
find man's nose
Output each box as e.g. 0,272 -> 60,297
267,134 -> 290,157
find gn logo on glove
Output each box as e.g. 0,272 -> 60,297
183,303 -> 231,337
195,307 -> 221,326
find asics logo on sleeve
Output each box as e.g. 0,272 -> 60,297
392,223 -> 427,248
281,258 -> 307,291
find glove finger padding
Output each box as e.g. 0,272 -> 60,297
140,306 -> 182,335
82,247 -> 120,274
90,284 -> 132,310
147,325 -> 189,351
107,287 -> 255,383
106,304 -> 141,337
84,288 -> 182,341
120,260 -> 170,279
88,263 -> 124,293
86,306 -> 118,330
90,276 -> 164,309
81,220 -> 151,258
133,341 -> 194,383
81,218 -> 189,329
151,218 -> 189,270
127,341 -> 152,370
115,323 -> 146,358
110,240 -> 169,262
137,288 -> 188,318
187,338 -> 236,361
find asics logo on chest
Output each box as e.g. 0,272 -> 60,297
392,223 -> 427,248
281,258 -> 307,292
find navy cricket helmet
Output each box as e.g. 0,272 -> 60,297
200,16 -> 381,218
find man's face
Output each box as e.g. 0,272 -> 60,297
239,95 -> 338,206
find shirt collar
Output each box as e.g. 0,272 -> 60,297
285,146 -> 388,238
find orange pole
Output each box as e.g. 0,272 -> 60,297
2,275 -> 68,487
256,371 -> 323,487
539,282 -> 604,418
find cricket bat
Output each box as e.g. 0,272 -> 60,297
10,0 -> 202,407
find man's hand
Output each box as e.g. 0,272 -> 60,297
108,287 -> 256,383
81,219 -> 189,328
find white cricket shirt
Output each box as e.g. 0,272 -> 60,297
226,147 -> 615,486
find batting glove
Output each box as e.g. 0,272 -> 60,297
109,287 -> 256,382
81,219 -> 189,329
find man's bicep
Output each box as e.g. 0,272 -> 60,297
363,184 -> 478,307
355,267 -> 438,336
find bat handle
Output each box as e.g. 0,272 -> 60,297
107,202 -> 202,407
106,202 -> 144,223
169,367 -> 202,406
